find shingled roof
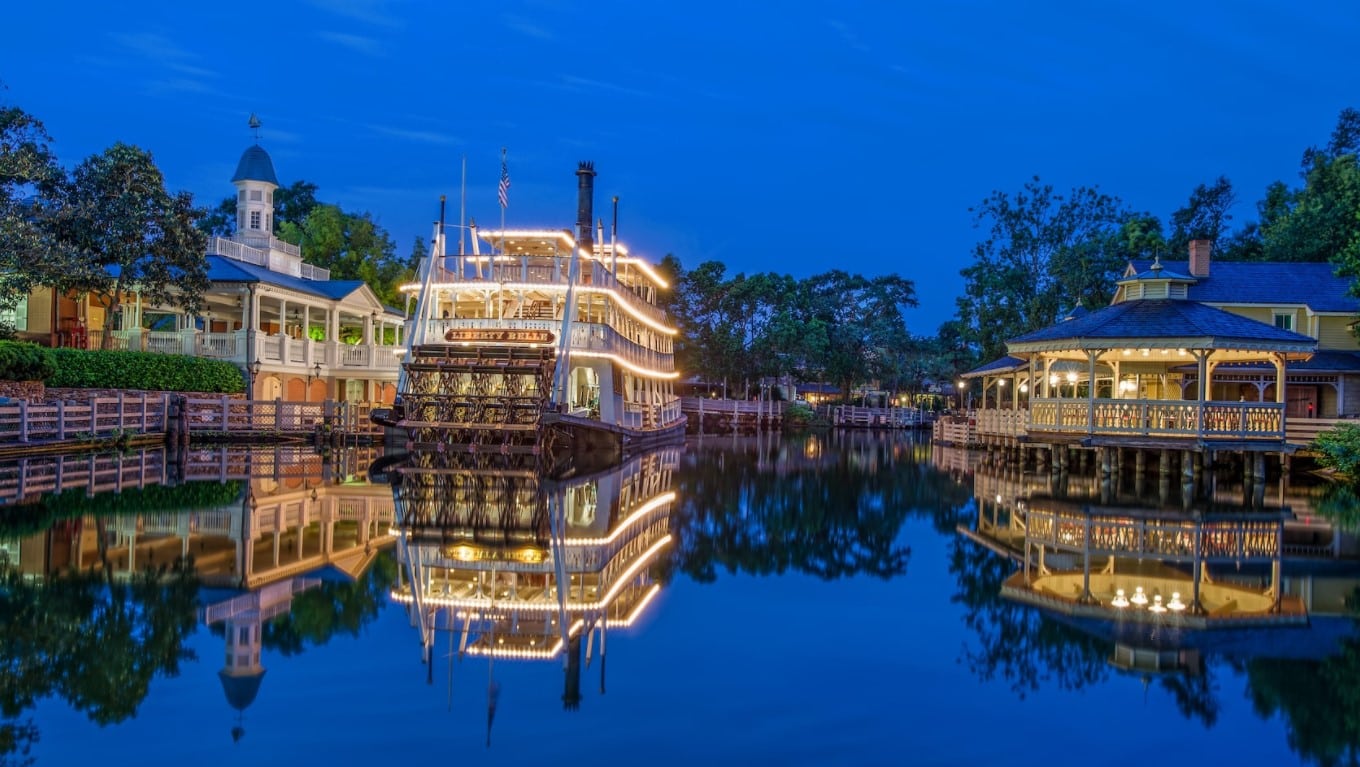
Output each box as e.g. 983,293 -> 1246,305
1007,299 -> 1317,353
1129,259 -> 1358,313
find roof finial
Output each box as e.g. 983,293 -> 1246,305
1151,255 -> 1163,272
248,113 -> 262,143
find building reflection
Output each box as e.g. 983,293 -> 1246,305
388,447 -> 679,720
938,441 -> 1360,678
0,445 -> 396,743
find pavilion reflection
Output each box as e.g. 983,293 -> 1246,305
388,446 -> 679,719
939,441 -> 1360,677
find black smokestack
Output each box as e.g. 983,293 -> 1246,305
575,162 -> 596,255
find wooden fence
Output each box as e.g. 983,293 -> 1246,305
0,394 -> 168,444
0,395 -> 383,448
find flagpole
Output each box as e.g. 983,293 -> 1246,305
458,154 -> 466,278
498,147 -> 508,287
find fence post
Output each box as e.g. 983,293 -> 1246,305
18,400 -> 28,443
56,401 -> 65,441
220,395 -> 229,432
90,399 -> 97,436
118,391 -> 126,432
276,398 -> 283,432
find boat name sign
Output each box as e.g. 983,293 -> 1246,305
444,328 -> 556,344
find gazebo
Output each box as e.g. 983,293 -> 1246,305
1000,294 -> 1316,446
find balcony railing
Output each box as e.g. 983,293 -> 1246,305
416,318 -> 674,374
1027,397 -> 1285,440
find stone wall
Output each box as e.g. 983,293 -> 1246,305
0,380 -> 45,401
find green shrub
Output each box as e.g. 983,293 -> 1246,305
46,348 -> 244,393
1313,423 -> 1360,480
784,402 -> 817,428
0,340 -> 56,381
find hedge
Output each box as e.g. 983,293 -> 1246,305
0,479 -> 245,538
0,341 -> 57,382
45,348 -> 245,393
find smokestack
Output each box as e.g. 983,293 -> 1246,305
576,162 -> 596,255
1188,239 -> 1212,277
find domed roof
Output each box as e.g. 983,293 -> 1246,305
218,669 -> 266,712
231,145 -> 279,186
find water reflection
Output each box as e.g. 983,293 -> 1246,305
386,447 -> 678,737
940,443 -> 1360,764
0,445 -> 395,755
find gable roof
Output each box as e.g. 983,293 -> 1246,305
1007,299 -> 1317,353
1128,259 -> 1358,313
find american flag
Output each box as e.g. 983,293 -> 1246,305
498,149 -> 510,209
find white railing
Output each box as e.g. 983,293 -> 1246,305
208,236 -> 269,266
235,233 -> 301,258
975,409 -> 1028,438
1028,397 -> 1286,439
196,332 -> 241,359
299,263 -> 331,281
341,344 -> 371,366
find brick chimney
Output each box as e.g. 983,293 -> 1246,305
1188,239 -> 1211,277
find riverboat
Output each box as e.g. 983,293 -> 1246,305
376,162 -> 684,462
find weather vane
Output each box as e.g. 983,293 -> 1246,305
248,113 -> 262,143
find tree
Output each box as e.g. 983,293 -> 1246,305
956,177 -> 1129,362
1167,176 -> 1236,256
0,104 -> 65,308
1262,108 -> 1360,264
57,144 -> 209,346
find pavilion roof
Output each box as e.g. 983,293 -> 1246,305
1006,299 -> 1317,355
961,355 -> 1026,378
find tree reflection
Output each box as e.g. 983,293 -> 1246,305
253,552 -> 398,655
948,536 -> 1110,696
673,434 -> 970,582
1248,638 -> 1360,766
0,560 -> 199,762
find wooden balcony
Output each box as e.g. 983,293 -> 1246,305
1027,397 -> 1284,441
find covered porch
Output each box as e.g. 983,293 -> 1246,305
970,300 -> 1317,445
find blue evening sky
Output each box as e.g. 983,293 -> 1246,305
4,1 -> 1359,332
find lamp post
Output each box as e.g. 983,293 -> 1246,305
246,361 -> 261,399
957,379 -> 967,412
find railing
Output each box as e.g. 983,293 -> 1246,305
0,449 -> 167,504
832,406 -> 923,428
181,397 -> 327,433
974,408 -> 1027,438
435,257 -> 670,326
415,318 -> 675,374
932,415 -> 978,446
1023,505 -> 1282,564
196,332 -> 241,359
299,263 -> 330,281
0,395 -> 168,444
1028,398 -> 1286,440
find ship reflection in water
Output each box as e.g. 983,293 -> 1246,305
385,447 -> 679,740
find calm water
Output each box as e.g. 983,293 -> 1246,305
2,434 -> 1359,766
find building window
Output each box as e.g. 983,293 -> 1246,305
238,190 -> 246,201
250,211 -> 261,230
1274,313 -> 1293,331
249,190 -> 263,201
0,297 -> 28,332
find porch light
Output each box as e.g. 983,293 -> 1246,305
1049,374 -> 1059,386
1111,589 -> 1129,608
998,378 -> 1006,387
1168,592 -> 1186,611
1148,595 -> 1167,614
1019,382 -> 1028,393
1140,348 -> 1150,357
1065,372 -> 1077,383
1122,349 -> 1131,356
1131,586 -> 1148,606
308,361 -> 323,383
248,361 -> 261,377
1177,349 -> 1187,356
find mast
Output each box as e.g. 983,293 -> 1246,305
610,196 -> 618,275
